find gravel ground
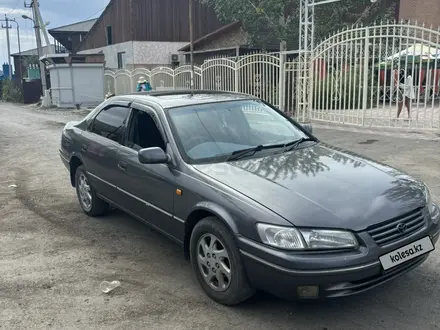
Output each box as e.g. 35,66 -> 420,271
0,102 -> 439,330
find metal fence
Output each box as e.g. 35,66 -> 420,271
310,22 -> 440,130
105,22 -> 440,131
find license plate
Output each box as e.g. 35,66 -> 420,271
379,236 -> 434,271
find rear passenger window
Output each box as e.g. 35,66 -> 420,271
91,106 -> 130,143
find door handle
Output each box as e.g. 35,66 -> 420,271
81,144 -> 87,152
118,161 -> 127,171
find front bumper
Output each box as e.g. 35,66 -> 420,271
59,149 -> 70,170
239,209 -> 440,300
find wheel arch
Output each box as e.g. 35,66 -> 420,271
183,201 -> 239,259
69,153 -> 84,187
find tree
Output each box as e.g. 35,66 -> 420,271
199,0 -> 297,51
199,0 -> 399,51
314,0 -> 399,42
22,55 -> 39,68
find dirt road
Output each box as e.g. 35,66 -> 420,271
1,103 -> 439,330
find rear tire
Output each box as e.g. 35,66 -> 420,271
190,216 -> 255,305
74,165 -> 109,217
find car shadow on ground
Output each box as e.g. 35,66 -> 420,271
11,162 -> 437,328
101,209 -> 433,316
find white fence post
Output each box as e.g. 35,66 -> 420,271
279,52 -> 285,111
362,27 -> 370,127
131,76 -> 135,92
201,71 -> 204,89
234,64 -> 239,93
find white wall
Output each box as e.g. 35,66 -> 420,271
78,41 -> 134,69
48,63 -> 105,108
78,41 -> 188,69
133,41 -> 188,66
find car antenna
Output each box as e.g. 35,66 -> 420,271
189,0 -> 194,97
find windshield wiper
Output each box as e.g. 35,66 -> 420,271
283,137 -> 316,153
226,138 -> 316,162
226,145 -> 265,162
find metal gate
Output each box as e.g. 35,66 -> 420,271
105,54 -> 281,107
309,22 -> 440,130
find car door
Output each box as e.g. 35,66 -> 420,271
115,104 -> 183,241
80,103 -> 131,203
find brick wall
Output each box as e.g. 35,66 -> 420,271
399,0 -> 440,29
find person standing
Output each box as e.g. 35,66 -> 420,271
136,76 -> 152,92
397,69 -> 415,119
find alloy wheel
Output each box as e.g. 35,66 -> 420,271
197,233 -> 232,292
78,173 -> 92,212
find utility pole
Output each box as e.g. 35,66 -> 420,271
14,19 -> 22,82
25,0 -> 47,93
1,15 -> 13,79
35,7 -> 53,53
1,16 -> 22,82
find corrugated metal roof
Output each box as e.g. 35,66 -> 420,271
11,45 -> 54,57
49,18 -> 98,33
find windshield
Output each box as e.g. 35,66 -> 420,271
167,100 -> 311,163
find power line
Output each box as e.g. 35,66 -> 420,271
84,7 -> 106,21
6,0 -> 21,14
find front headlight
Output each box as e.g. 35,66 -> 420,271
256,223 -> 358,250
425,185 -> 439,223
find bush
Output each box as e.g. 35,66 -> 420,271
1,80 -> 23,103
311,68 -> 373,110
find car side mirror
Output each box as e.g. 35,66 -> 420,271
138,147 -> 170,164
301,123 -> 313,135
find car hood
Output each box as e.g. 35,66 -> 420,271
192,143 -> 426,231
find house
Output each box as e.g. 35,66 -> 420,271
399,0 -> 440,28
75,0 -> 224,69
178,22 -> 280,65
48,18 -> 97,53
11,45 -> 55,81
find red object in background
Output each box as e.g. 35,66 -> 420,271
379,69 -> 385,86
418,69 -> 426,93
313,59 -> 327,79
432,69 -> 440,93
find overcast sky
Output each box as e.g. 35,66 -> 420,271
0,0 -> 109,70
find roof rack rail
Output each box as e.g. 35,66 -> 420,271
123,89 -> 250,97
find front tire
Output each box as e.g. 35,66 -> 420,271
190,216 -> 255,305
75,165 -> 109,217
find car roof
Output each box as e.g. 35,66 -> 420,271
116,90 -> 259,109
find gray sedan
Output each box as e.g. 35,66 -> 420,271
60,90 -> 440,305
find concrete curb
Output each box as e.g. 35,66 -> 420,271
311,121 -> 440,141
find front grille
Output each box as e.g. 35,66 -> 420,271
367,207 -> 426,246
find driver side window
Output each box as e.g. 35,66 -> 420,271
126,108 -> 166,152
90,105 -> 130,144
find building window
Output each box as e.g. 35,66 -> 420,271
106,25 -> 113,45
117,52 -> 126,69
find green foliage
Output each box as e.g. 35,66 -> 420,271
311,68 -> 373,110
22,55 -> 39,67
314,0 -> 399,42
199,0 -> 297,49
199,0 -> 399,50
1,80 -> 24,103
